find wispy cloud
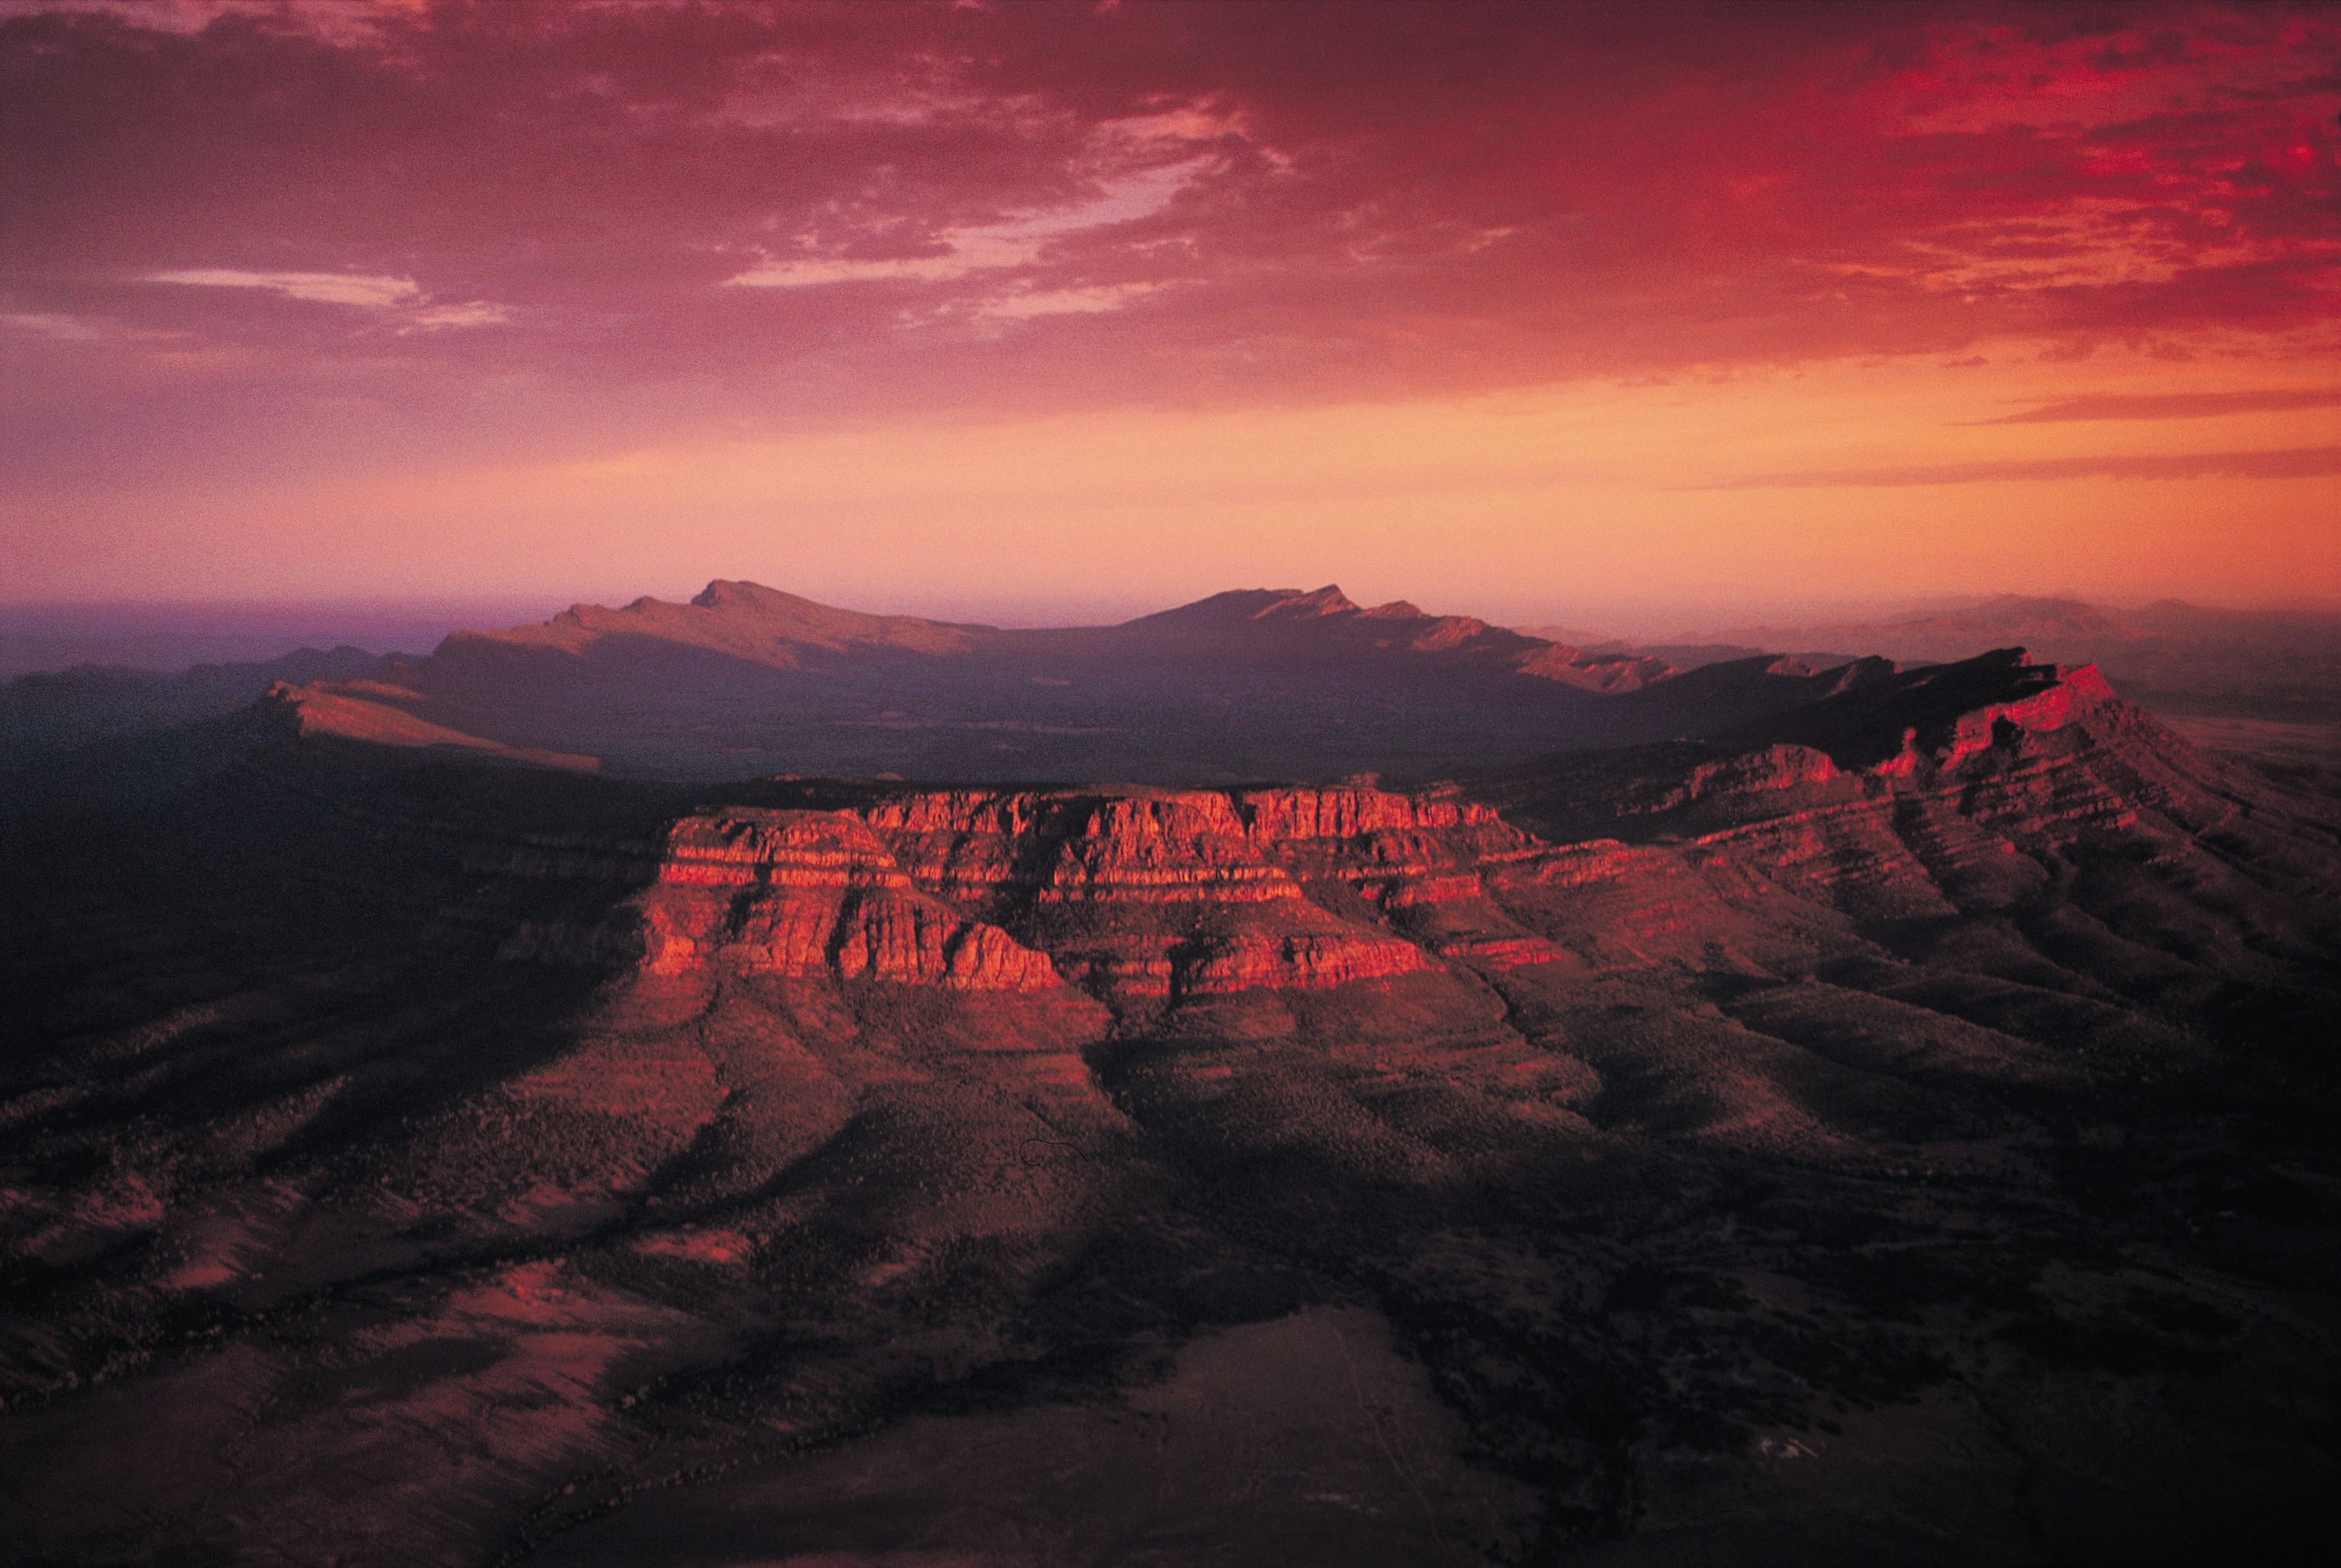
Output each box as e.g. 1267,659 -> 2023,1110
143,268 -> 506,329
1,311 -> 106,341
728,251 -> 1002,288
975,283 -> 1161,321
148,268 -> 423,308
727,160 -> 1204,290
1688,447 -> 2341,490
405,301 -> 511,331
1968,389 -> 2341,425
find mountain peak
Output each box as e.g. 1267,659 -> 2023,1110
1132,586 -> 1362,627
445,581 -> 981,664
1265,584 -> 1361,619
689,579 -> 801,612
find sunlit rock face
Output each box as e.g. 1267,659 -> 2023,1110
537,655 -> 2198,998
608,786 -> 1531,1002
635,808 -> 1060,991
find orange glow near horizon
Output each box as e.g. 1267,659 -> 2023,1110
2,1 -> 2336,629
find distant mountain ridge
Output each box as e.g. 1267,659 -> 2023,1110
264,581 -> 1692,781
471,579 -> 986,663
0,644 -> 394,755
456,580 -> 1672,686
1568,594 -> 2341,722
20,584 -> 2335,780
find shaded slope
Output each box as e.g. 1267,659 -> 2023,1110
0,644 -> 393,757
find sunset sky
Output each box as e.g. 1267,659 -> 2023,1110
3,0 -> 2336,631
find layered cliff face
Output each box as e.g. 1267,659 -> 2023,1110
1476,654 -> 2290,927
635,809 -> 1061,990
1668,660 -> 2235,922
498,653 -> 2277,1019
425,655 -> 2247,1020
263,648 -> 2304,1041
595,785 -> 1554,1005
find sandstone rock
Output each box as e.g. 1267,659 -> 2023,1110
467,660 -> 2223,1012
606,783 -> 1563,1001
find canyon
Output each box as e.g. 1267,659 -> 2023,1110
4,597 -> 2340,1565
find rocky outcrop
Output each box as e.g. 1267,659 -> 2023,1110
1473,658 -> 2248,940
1873,660 -> 2118,776
1039,795 -> 1309,905
1713,666 -> 2229,922
630,808 -> 1061,989
1680,798 -> 1958,922
454,656 -> 2229,1005
582,785 -> 1555,1002
658,810 -> 911,891
1175,931 -> 1432,994
1622,743 -> 1840,815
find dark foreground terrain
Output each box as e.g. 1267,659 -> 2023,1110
4,626 -> 2340,1565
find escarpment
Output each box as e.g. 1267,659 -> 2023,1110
438,782 -> 1568,1004
618,788 -> 1522,1002
627,808 -> 1065,989
433,655 -> 2278,1011
1476,657 -> 2286,935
